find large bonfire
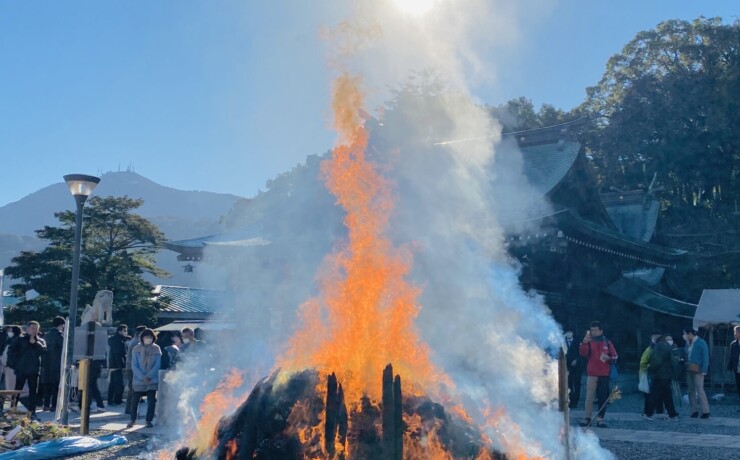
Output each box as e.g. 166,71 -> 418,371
173,70 -> 549,459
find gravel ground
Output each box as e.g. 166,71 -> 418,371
600,439 -> 740,460
62,392 -> 740,459
570,391 -> 740,435
607,386 -> 740,418
575,391 -> 740,459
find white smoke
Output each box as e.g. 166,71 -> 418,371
161,1 -> 613,459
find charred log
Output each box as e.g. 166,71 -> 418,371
324,372 -> 348,458
336,383 -> 348,449
382,364 -> 396,459
381,364 -> 403,460
393,375 -> 403,460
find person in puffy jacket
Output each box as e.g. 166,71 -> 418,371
127,328 -> 161,428
578,321 -> 617,428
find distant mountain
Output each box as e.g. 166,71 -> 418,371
0,171 -> 244,287
0,171 -> 242,239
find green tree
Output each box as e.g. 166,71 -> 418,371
580,17 -> 740,298
5,196 -> 169,327
581,17 -> 740,219
487,97 -> 578,133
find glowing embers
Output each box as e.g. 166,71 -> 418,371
176,365 -> 498,460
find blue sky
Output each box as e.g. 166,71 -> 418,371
0,1 -> 736,207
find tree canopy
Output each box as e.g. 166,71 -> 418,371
581,17 -> 739,218
5,196 -> 168,326
577,17 -> 740,298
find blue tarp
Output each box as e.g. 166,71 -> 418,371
0,434 -> 127,460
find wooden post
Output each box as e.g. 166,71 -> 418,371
79,321 -> 96,435
79,359 -> 90,434
558,348 -> 572,460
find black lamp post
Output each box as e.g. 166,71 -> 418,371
60,174 -> 100,426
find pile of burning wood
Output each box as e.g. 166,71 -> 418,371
0,409 -> 70,452
175,364 -> 503,460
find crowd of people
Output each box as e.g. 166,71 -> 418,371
0,318 -> 206,428
2,316 -> 738,431
566,322 -> 740,427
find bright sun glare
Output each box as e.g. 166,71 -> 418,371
391,0 -> 439,16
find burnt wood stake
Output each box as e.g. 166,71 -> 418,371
393,375 -> 403,460
325,373 -> 339,456
337,383 -> 348,458
382,364 -> 395,459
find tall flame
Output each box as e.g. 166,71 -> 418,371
190,369 -> 245,455
278,73 -> 447,404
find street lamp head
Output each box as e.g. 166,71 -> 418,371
63,174 -> 100,198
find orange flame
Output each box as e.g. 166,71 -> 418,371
225,440 -> 238,460
190,369 -> 245,455
483,405 -> 548,460
278,73 -> 448,404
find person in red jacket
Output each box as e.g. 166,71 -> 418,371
578,321 -> 618,428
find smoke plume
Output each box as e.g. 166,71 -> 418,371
163,1 -> 614,458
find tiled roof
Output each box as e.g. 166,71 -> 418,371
601,191 -> 660,242
606,278 -> 696,319
519,141 -> 580,195
153,285 -> 225,314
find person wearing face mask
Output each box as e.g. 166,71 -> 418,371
179,327 -> 205,354
127,328 -> 162,428
645,335 -> 679,420
683,327 -> 710,419
564,330 -> 585,409
726,325 -> 740,401
0,325 -> 22,391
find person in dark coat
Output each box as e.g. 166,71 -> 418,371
0,326 -> 10,388
565,330 -> 585,409
8,321 -> 47,419
108,324 -> 130,406
727,325 -> 740,400
646,335 -> 679,420
1,325 -> 22,391
40,316 -> 65,411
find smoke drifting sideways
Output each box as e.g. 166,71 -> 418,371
162,1 -> 614,458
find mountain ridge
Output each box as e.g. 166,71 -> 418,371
0,171 -> 246,287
